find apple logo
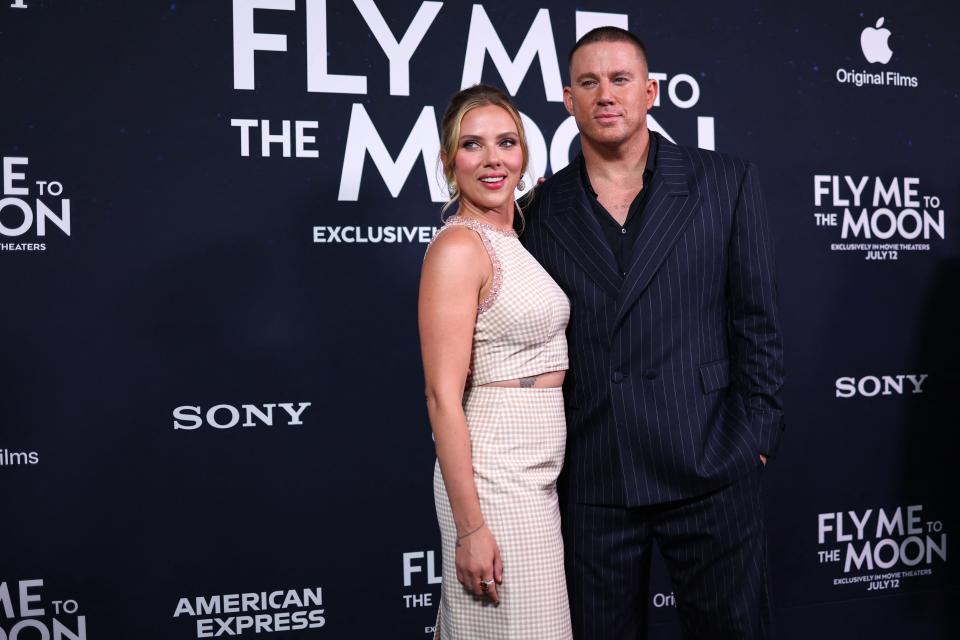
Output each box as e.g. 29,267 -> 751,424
861,17 -> 893,64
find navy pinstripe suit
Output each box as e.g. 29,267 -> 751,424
523,132 -> 784,638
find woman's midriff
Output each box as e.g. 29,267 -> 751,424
477,369 -> 566,389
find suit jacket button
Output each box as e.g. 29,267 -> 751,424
611,371 -> 625,383
644,369 -> 658,380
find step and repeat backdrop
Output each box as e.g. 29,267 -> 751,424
2,1 -> 958,638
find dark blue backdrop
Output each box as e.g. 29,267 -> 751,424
1,1 -> 957,638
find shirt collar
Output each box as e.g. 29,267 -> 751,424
580,131 -> 659,197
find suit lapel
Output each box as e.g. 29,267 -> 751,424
613,139 -> 701,329
542,155 -> 621,298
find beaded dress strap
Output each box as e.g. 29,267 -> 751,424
428,216 -> 513,313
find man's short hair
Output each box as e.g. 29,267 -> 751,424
568,26 -> 649,71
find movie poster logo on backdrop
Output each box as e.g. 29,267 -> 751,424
173,587 -> 325,637
172,402 -> 312,431
0,449 -> 39,467
227,1 -> 718,245
816,504 -> 948,593
0,157 -> 71,252
651,592 -> 677,609
812,175 -> 947,260
0,579 -> 87,639
401,550 -> 441,635
836,17 -> 918,88
834,374 -> 927,398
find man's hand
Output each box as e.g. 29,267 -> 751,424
759,454 -> 767,466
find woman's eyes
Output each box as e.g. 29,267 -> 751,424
461,138 -> 517,149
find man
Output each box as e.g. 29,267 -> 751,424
523,27 -> 785,639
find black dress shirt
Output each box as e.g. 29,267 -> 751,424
579,132 -> 658,276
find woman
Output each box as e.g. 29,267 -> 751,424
418,84 -> 573,639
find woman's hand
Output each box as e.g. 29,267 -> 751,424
454,524 -> 503,603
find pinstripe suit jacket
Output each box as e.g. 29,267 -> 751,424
523,132 -> 785,507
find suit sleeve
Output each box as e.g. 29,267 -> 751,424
727,162 -> 786,457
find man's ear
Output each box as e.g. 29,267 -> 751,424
563,86 -> 575,116
646,77 -> 659,110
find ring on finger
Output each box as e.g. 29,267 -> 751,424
479,578 -> 494,592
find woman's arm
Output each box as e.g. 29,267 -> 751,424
418,226 -> 503,602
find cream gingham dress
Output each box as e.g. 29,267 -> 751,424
429,215 -> 573,640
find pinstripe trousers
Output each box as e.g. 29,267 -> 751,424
561,467 -> 771,640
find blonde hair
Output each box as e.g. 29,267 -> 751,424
439,84 -> 530,221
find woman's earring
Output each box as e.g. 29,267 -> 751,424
517,178 -> 526,191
